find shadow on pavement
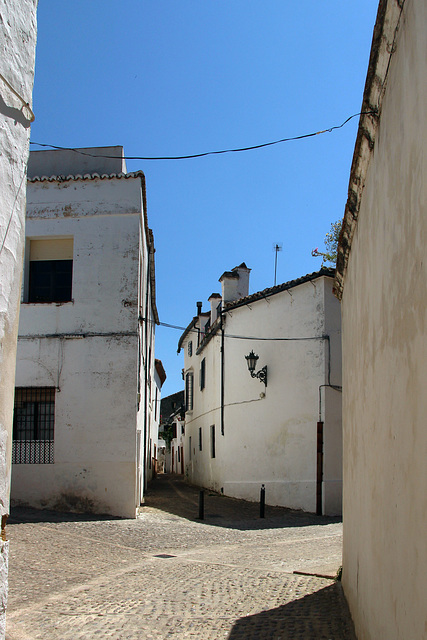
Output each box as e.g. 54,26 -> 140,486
9,506 -> 122,525
227,583 -> 356,640
144,474 -> 341,531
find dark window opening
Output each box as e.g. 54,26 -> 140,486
188,341 -> 193,357
29,260 -> 73,303
13,387 -> 55,464
198,427 -> 202,451
200,358 -> 206,391
210,424 -> 216,458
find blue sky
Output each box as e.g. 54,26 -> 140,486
30,1 -> 378,396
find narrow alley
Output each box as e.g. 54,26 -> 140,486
6,475 -> 355,639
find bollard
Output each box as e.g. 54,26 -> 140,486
198,489 -> 204,520
260,484 -> 265,518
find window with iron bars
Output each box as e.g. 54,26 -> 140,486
13,387 -> 55,464
185,372 -> 194,411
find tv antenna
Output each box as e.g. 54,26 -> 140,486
272,242 -> 282,286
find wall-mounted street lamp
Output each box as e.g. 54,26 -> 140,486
245,350 -> 267,387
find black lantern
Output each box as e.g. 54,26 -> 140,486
245,350 -> 267,386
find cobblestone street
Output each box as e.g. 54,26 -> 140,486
6,475 -> 355,639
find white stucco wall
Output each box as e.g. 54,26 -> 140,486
183,274 -> 342,515
12,172 -> 150,518
0,1 -> 37,636
136,249 -> 157,496
170,416 -> 185,475
340,2 -> 427,638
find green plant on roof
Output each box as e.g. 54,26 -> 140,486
311,219 -> 342,267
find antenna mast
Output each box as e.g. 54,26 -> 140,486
273,242 -> 283,286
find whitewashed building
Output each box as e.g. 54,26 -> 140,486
145,359 -> 166,482
178,264 -> 342,515
12,147 -> 159,518
159,391 -> 185,474
170,412 -> 185,476
335,0 -> 427,637
0,0 -> 37,635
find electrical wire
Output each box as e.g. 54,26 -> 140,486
30,111 -> 377,161
146,318 -> 326,343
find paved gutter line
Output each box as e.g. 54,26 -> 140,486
148,552 -> 338,580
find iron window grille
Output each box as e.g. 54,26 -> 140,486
13,387 -> 55,464
185,372 -> 194,411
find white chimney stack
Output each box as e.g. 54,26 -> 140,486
219,263 -> 251,303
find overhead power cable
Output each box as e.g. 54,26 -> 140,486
30,110 -> 377,161
148,319 -> 325,343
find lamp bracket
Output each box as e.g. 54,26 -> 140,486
250,365 -> 267,387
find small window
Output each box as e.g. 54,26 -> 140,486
210,424 -> 216,458
185,372 -> 194,411
29,260 -> 73,303
188,341 -> 193,357
13,387 -> 55,464
27,238 -> 73,303
198,427 -> 202,451
200,358 -> 206,391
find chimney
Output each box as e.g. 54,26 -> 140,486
219,263 -> 251,303
208,293 -> 222,324
196,301 -> 203,316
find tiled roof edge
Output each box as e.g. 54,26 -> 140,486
28,170 -> 146,183
224,267 -> 335,311
177,317 -> 198,354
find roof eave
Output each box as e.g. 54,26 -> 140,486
334,0 -> 405,300
224,267 -> 335,312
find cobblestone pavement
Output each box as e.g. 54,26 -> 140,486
6,475 -> 355,640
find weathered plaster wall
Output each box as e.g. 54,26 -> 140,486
341,1 -> 427,637
0,1 -> 37,636
184,275 -> 342,515
27,146 -> 127,178
13,334 -> 138,517
13,176 -> 143,518
323,278 -> 342,515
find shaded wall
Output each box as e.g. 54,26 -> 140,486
341,1 -> 427,637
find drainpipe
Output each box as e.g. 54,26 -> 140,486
220,311 -> 225,436
143,246 -> 151,493
316,420 -> 324,516
317,335 -> 342,515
